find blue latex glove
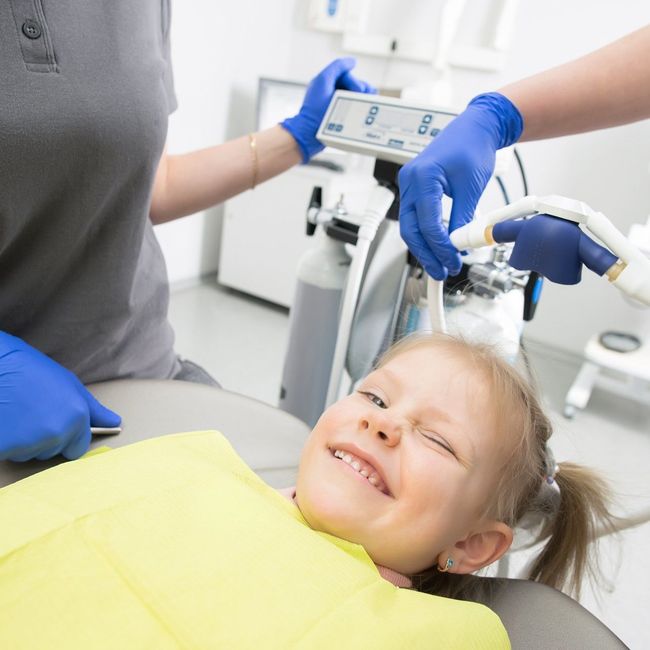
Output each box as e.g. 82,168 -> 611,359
398,92 -> 524,279
493,214 -> 617,284
281,57 -> 376,162
0,332 -> 121,462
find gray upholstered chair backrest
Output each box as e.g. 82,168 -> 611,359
469,577 -> 628,649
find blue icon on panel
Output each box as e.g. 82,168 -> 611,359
430,128 -> 440,137
418,125 -> 428,134
422,114 -> 432,124
369,106 -> 379,115
365,116 -> 375,125
327,123 -> 336,131
335,124 -> 343,132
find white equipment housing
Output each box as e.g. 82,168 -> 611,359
317,90 -> 456,164
314,91 -> 526,407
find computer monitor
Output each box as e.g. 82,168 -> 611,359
256,77 -> 307,132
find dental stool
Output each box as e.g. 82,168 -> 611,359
0,380 -> 628,650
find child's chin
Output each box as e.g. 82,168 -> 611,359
300,485 -> 364,537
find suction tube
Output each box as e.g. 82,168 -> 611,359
427,276 -> 447,333
325,185 -> 396,407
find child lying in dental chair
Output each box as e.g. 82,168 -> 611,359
0,334 -> 616,649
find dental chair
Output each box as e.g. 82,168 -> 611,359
0,379 -> 627,650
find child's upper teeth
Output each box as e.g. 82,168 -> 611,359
332,448 -> 387,494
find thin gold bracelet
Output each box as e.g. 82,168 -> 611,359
248,132 -> 258,190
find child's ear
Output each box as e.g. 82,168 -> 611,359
442,522 -> 513,574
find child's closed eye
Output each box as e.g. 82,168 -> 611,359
419,430 -> 457,458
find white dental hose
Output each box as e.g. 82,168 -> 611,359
426,276 -> 447,334
325,185 -> 396,408
451,195 -> 650,306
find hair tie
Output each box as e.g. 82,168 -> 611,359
543,446 -> 560,491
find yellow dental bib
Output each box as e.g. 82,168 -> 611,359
0,431 -> 509,649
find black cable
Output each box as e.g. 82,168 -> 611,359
495,175 -> 511,205
513,147 -> 529,196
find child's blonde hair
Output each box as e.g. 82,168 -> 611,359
376,333 -> 617,598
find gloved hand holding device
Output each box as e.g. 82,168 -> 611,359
0,331 -> 121,462
398,92 -> 523,280
493,214 -> 618,284
282,57 -> 376,163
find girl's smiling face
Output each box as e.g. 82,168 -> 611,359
296,344 -> 510,575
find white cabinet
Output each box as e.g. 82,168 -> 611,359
218,162 -> 376,307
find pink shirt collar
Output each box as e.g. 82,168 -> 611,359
277,487 -> 412,589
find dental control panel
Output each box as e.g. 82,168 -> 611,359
317,91 -> 456,164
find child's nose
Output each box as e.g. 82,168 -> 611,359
359,414 -> 402,446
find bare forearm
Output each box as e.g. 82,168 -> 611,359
150,126 -> 301,224
500,24 -> 650,141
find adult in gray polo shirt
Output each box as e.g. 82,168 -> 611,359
0,2 -> 374,462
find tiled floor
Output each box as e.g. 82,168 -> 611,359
169,277 -> 649,649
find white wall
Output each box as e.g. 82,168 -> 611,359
155,1 -> 295,284
159,0 -> 650,354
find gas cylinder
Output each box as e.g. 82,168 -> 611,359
279,231 -> 352,428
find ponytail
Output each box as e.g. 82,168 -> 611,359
526,462 -> 618,597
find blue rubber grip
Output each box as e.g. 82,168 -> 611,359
493,214 -> 617,285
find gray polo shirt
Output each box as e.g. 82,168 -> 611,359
0,0 -> 181,382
